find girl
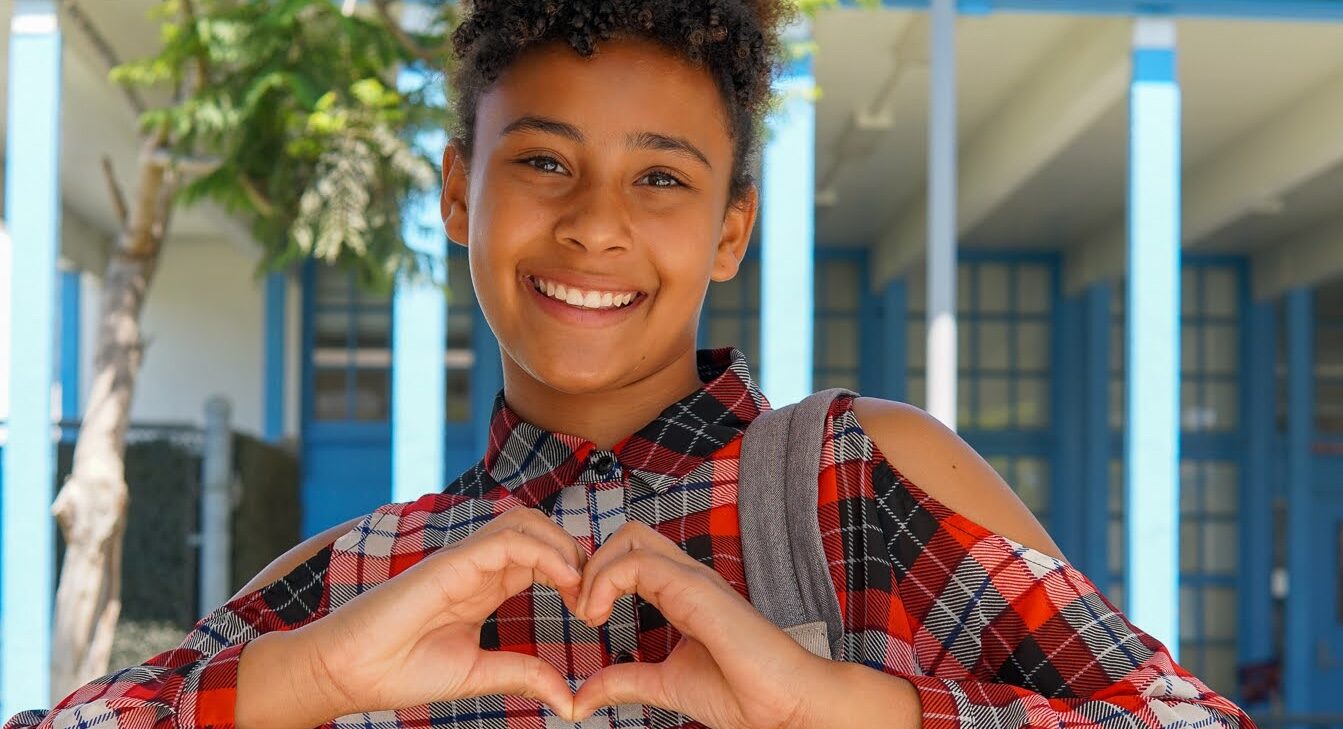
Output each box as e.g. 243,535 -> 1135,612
6,2 -> 1255,728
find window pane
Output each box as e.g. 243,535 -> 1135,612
1319,381 -> 1343,434
743,259 -> 761,305
356,310 -> 391,350
446,368 -> 470,423
708,319 -> 737,350
824,320 -> 859,369
1017,265 -> 1050,314
1017,378 -> 1049,428
315,311 -> 349,349
1203,522 -> 1238,575
907,272 -> 926,315
1017,323 -> 1049,373
1203,646 -> 1237,697
977,377 -> 1011,430
711,271 -> 744,309
314,266 -> 353,305
1182,268 -> 1199,317
743,319 -> 761,365
978,322 -> 1010,371
959,323 -> 973,373
352,369 -> 390,421
1182,328 -> 1199,375
1181,380 -> 1204,432
1180,460 -> 1200,515
958,378 -> 973,425
908,319 -> 927,370
1205,381 -> 1240,431
1204,462 -> 1238,516
1319,326 -> 1343,379
1179,586 -> 1198,637
1204,585 -> 1237,640
1109,381 -> 1125,430
908,375 -> 926,409
1203,325 -> 1238,376
1180,522 -> 1200,571
979,265 -> 1010,314
313,369 -> 348,421
1016,457 -> 1049,517
957,265 -> 973,315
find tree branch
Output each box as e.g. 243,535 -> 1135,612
101,156 -> 129,228
179,0 -> 213,96
371,0 -> 453,64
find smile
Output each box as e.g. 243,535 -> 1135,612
527,275 -> 642,311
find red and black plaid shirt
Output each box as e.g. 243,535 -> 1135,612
6,348 -> 1252,729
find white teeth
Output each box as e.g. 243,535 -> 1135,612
531,276 -> 639,311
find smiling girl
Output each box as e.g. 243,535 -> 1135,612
6,2 -> 1255,729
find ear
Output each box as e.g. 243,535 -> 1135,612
710,185 -> 758,283
441,137 -> 470,249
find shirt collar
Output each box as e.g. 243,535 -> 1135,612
481,348 -> 769,505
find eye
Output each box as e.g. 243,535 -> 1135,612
640,169 -> 686,189
519,155 -> 568,175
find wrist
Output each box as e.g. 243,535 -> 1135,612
237,630 -> 347,729
800,661 -> 922,729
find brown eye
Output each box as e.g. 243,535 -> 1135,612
640,170 -> 685,188
520,156 -> 567,174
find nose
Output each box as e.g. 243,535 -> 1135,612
553,177 -> 633,254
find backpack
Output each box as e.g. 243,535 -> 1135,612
737,388 -> 856,662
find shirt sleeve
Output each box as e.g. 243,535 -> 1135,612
871,460 -> 1254,729
2,546 -> 333,729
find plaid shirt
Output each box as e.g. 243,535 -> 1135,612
6,348 -> 1252,729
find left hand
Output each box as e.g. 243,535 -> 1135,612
569,521 -> 836,728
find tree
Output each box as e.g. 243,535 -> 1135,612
50,0 -> 454,698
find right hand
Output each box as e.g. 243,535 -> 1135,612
291,506 -> 587,720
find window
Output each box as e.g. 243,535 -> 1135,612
1317,279 -> 1343,433
701,257 -> 760,366
445,259 -> 475,423
814,257 -> 866,392
907,261 -> 1053,430
310,266 -> 392,422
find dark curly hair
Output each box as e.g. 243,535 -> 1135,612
449,0 -> 795,205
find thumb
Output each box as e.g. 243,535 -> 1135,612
467,650 -> 574,719
571,663 -> 669,720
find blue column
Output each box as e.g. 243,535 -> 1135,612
3,0 -> 61,715
760,58 -> 814,406
263,272 -> 287,442
1283,289 -> 1313,715
392,66 -> 446,503
60,269 -> 81,434
881,279 -> 908,402
926,0 -> 959,431
1124,17 -> 1181,654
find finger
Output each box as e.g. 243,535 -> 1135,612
582,549 -> 777,660
441,529 -> 583,609
466,650 -> 575,720
571,663 -> 672,720
475,507 -> 588,574
577,522 -> 697,620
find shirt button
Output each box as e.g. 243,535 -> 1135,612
592,452 -> 616,478
613,651 -> 636,664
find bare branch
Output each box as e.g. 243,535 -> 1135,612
240,176 -> 278,218
371,0 -> 453,64
180,0 -> 212,96
101,156 -> 129,228
58,0 -> 147,118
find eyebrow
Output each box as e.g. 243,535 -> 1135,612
500,115 -> 713,170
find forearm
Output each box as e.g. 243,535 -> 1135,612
806,662 -> 922,729
236,631 -> 346,729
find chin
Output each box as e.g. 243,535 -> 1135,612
524,348 -> 640,395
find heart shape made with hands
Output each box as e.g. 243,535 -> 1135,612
504,519 -> 835,727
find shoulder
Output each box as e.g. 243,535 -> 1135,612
228,515 -> 365,603
847,396 -> 1066,562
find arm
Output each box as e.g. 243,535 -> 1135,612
3,517 -> 363,729
848,398 -> 1254,729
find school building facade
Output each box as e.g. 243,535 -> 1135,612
3,0 -> 1343,721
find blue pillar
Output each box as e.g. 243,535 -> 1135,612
60,269 -> 81,433
1283,289 -> 1313,716
263,272 -> 287,442
1124,17 -> 1181,654
3,0 -> 61,714
761,57 -> 814,406
391,66 -> 446,503
881,280 -> 908,402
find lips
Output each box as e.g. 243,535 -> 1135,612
528,275 -> 641,311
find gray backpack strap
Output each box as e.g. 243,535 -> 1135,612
738,387 -> 856,661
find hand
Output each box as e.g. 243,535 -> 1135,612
570,522 -> 836,729
291,507 -> 587,720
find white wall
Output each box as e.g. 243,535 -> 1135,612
81,237 -> 266,435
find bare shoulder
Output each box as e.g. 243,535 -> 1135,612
849,397 -> 1067,563
228,515 -> 366,602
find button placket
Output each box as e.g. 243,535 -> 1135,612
585,454 -> 641,668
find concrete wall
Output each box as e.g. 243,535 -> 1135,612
79,238 -> 267,435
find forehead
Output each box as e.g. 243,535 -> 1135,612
475,37 -> 733,154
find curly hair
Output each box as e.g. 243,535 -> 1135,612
449,0 -> 796,205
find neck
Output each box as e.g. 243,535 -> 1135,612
498,348 -> 705,450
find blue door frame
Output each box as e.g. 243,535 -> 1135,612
1309,451 -> 1343,710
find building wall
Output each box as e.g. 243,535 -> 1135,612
77,238 -> 268,435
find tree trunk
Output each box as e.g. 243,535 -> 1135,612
49,134 -> 176,701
